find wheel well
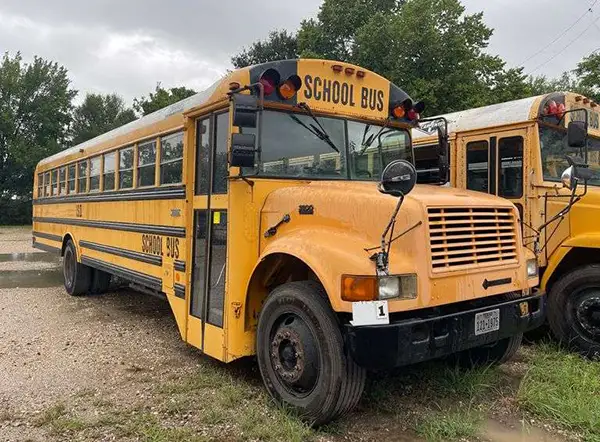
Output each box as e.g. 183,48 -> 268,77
245,253 -> 322,331
61,234 -> 73,257
545,247 -> 600,292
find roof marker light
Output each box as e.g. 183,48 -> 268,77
332,64 -> 343,73
345,67 -> 355,75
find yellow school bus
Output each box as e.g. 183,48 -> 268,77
413,91 -> 600,357
32,59 -> 543,424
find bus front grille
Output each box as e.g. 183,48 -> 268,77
428,207 -> 518,273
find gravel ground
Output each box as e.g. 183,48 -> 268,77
0,228 -> 40,254
0,227 -> 573,442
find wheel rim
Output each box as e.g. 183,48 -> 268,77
573,289 -> 600,341
269,313 -> 320,397
63,248 -> 75,289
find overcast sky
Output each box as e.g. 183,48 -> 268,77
2,0 -> 600,106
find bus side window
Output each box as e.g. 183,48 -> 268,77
59,167 -> 67,195
498,136 -> 523,198
37,173 -> 43,198
44,172 -> 50,197
138,140 -> 157,187
103,152 -> 116,191
160,132 -> 184,185
213,113 -> 229,194
119,147 -> 134,189
51,169 -> 58,196
89,157 -> 101,192
196,118 -> 211,195
78,160 -> 88,193
67,164 -> 76,194
466,140 -> 489,193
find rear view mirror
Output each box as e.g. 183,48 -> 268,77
379,160 -> 417,197
568,121 -> 587,148
230,133 -> 256,168
232,94 -> 258,128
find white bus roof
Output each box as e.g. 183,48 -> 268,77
413,94 -> 550,140
38,79 -> 223,167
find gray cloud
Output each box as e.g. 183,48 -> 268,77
1,0 -> 599,106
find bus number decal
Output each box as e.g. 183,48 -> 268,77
142,234 -> 163,256
75,204 -> 83,218
166,237 -> 179,259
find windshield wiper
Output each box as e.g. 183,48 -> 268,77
294,102 -> 340,153
358,117 -> 392,156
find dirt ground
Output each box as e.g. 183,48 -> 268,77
0,227 -> 578,442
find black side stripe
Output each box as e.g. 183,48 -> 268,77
81,256 -> 162,291
33,217 -> 185,238
33,185 -> 185,205
32,243 -> 61,254
174,260 -> 186,272
32,231 -> 62,242
80,240 -> 162,266
174,283 -> 185,299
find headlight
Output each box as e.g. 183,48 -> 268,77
526,259 -> 538,278
378,274 -> 418,300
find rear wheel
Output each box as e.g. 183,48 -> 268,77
548,265 -> 600,358
256,281 -> 365,426
63,240 -> 91,296
451,293 -> 522,367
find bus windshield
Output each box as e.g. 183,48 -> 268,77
247,110 -> 412,180
539,123 -> 600,186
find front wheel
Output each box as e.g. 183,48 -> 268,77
548,265 -> 600,358
256,281 -> 365,426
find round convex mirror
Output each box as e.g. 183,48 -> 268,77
379,160 -> 417,197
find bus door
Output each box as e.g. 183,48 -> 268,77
189,111 -> 230,359
461,129 -> 527,221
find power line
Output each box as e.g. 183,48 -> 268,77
526,14 -> 600,75
518,0 -> 599,67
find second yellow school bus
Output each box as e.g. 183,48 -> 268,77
413,91 -> 600,357
33,59 -> 543,424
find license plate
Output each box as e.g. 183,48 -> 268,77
474,309 -> 500,336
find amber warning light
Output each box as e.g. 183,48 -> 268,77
259,69 -> 302,100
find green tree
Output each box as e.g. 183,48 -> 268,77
133,84 -> 196,116
72,93 -> 136,145
230,0 -> 529,114
0,52 -> 76,223
232,30 -> 299,69
574,51 -> 600,102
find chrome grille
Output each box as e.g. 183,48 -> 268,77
428,207 -> 518,273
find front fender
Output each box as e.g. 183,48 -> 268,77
540,234 -> 600,289
257,227 -> 410,312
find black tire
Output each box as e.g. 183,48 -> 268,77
90,269 -> 111,294
548,265 -> 600,358
63,240 -> 91,296
256,281 -> 366,426
451,293 -> 523,368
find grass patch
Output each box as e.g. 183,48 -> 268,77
518,343 -> 600,440
416,409 -> 483,441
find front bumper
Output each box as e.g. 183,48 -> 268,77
344,292 -> 545,369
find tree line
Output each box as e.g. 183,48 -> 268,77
0,52 -> 196,224
2,0 -> 600,225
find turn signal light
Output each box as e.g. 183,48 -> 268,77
341,275 -> 377,302
277,75 -> 302,100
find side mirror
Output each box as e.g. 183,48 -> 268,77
230,133 -> 256,168
379,160 -> 417,197
232,94 -> 258,128
436,126 -> 449,183
568,121 -> 587,148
